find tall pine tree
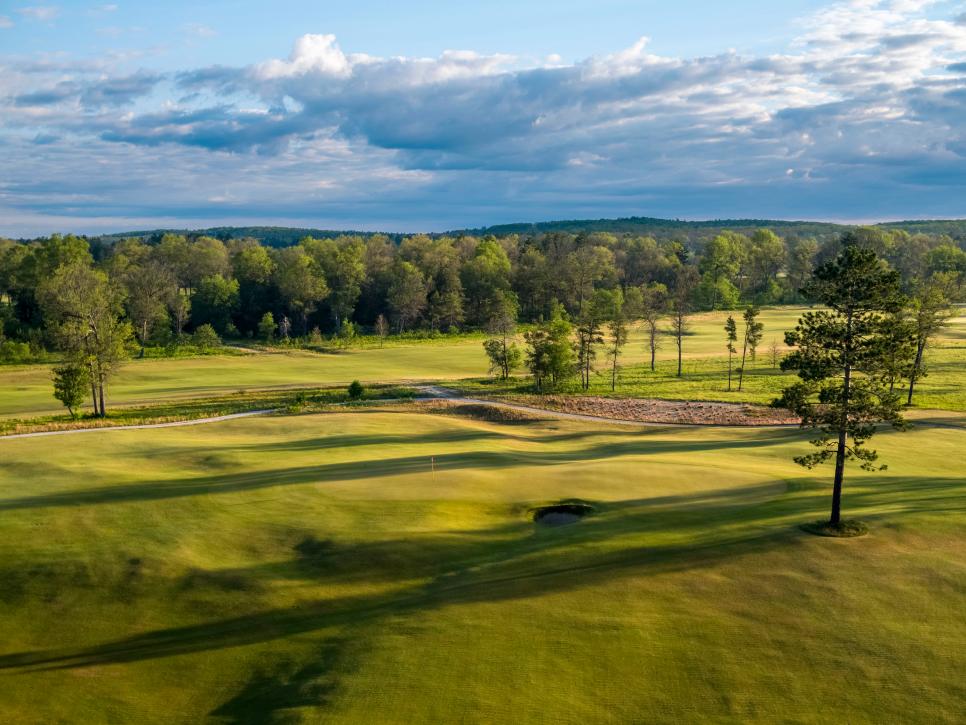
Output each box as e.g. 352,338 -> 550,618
776,245 -> 908,529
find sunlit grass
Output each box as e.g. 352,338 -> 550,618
0,410 -> 962,721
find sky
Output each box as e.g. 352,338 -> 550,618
1,0 -> 966,236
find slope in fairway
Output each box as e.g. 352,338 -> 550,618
0,410 -> 963,723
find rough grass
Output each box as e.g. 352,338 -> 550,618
0,410 -> 963,722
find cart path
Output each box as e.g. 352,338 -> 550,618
4,387 -> 962,439
0,410 -> 277,440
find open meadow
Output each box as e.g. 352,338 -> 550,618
0,407 -> 963,722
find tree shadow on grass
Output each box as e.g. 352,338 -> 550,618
1,472 -> 961,674
0,430 -> 800,512
208,637 -> 354,724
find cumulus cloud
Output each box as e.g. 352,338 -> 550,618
1,0 -> 965,234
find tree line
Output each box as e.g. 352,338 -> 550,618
0,227 -> 961,415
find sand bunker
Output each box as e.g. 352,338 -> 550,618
533,503 -> 595,526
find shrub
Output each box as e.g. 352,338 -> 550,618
192,324 -> 221,351
0,340 -> 34,364
347,380 -> 365,400
257,312 -> 276,342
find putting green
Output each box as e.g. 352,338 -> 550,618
0,410 -> 962,722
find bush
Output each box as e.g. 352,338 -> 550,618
257,312 -> 276,342
347,380 -> 365,400
0,340 -> 34,364
192,324 -> 221,352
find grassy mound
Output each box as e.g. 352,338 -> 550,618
799,519 -> 869,537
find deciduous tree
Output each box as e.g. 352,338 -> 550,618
737,305 -> 764,392
905,277 -> 953,405
52,362 -> 89,418
724,315 -> 737,391
38,262 -> 130,417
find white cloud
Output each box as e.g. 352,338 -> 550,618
17,6 -> 59,22
0,16 -> 13,28
256,34 -> 351,79
2,0 -> 965,233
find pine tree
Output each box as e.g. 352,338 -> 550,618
776,245 -> 908,528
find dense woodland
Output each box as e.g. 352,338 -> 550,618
2,225 -> 963,349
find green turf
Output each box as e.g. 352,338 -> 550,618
0,341 -> 487,418
462,306 -> 966,410
2,306 -> 963,418
0,408 -> 962,722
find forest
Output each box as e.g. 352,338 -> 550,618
2,223 -> 962,417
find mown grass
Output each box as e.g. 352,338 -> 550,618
0,341 -> 486,419
458,306 -> 966,411
0,385 -> 416,436
0,409 -> 963,722
456,342 -> 966,411
1,306 -> 963,418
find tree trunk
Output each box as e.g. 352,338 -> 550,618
831,386 -> 849,525
611,353 -> 617,391
98,378 -> 106,418
139,320 -> 148,358
676,337 -> 682,377
738,337 -> 749,392
831,311 -> 854,526
87,361 -> 99,417
906,340 -> 925,405
727,351 -> 733,392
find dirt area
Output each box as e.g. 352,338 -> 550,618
409,399 -> 547,423
508,395 -> 800,426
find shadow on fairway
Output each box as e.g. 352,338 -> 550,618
0,473 -> 962,676
0,429 -> 798,512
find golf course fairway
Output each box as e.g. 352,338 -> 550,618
0,408 -> 963,723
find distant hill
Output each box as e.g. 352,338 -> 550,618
451,216 -> 848,241
95,226 -> 400,247
453,216 -> 966,242
88,216 -> 966,246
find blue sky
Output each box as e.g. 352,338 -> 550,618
1,0 -> 966,235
